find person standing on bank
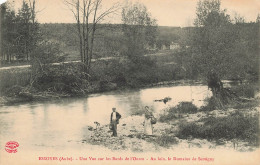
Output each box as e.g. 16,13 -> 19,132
110,107 -> 121,137
144,106 -> 156,136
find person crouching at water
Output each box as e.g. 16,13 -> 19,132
110,107 -> 121,137
144,106 -> 153,135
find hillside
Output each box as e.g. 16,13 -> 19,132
40,23 -> 193,61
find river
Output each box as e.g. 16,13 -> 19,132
0,84 -> 211,151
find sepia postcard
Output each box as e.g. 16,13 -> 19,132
0,0 -> 259,164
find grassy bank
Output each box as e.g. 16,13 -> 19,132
177,112 -> 259,146
159,91 -> 259,148
0,56 -> 188,104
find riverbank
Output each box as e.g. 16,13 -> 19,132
81,102 -> 259,152
0,79 -> 205,106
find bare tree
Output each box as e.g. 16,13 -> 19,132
64,0 -> 120,75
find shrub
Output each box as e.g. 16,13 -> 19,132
231,83 -> 258,98
156,134 -> 178,147
233,99 -> 260,109
33,63 -> 89,95
0,68 -> 31,96
177,102 -> 198,113
200,97 -> 218,111
177,112 -> 259,146
159,102 -> 198,122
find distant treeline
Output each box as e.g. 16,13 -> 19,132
38,23 -> 194,61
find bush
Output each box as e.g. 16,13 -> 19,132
231,83 -> 258,98
159,102 -> 198,122
0,68 -> 31,96
200,97 -> 218,111
233,99 -> 260,109
177,102 -> 198,113
156,135 -> 179,147
33,63 -> 89,95
177,112 -> 259,146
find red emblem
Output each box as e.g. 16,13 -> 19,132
5,141 -> 19,153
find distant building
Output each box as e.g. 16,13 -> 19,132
170,42 -> 180,50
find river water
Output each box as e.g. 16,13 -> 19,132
0,85 -> 211,151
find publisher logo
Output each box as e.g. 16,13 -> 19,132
5,141 -> 19,153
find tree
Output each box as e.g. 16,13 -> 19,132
234,12 -> 245,24
0,2 -> 18,62
0,0 -> 39,63
194,0 -> 222,27
191,0 -> 245,108
17,1 -> 32,60
120,2 -> 158,87
121,2 -> 157,63
0,3 -> 6,62
64,0 -> 119,75
256,13 -> 260,23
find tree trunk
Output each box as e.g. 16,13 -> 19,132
88,1 -> 98,75
207,72 -> 225,109
76,0 -> 83,63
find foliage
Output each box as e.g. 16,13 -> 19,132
121,2 -> 158,61
177,102 -> 198,113
199,97 -> 219,111
231,83 -> 258,98
256,14 -> 260,23
0,54 -> 183,97
16,1 -> 39,61
232,99 -> 260,110
30,40 -> 67,87
0,1 -> 39,62
174,49 -> 199,80
194,0 -> 222,27
38,24 -> 193,62
187,0 -> 259,109
123,56 -> 158,87
0,68 -> 31,96
199,82 -> 258,111
33,63 -> 89,95
0,2 -> 19,62
159,102 -> 198,122
192,0 -> 233,79
64,0 -> 119,74
191,0 -> 259,83
177,112 -> 259,146
121,2 -> 159,87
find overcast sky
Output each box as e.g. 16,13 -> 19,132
9,0 -> 260,27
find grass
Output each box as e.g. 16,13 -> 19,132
199,97 -> 219,111
159,102 -> 198,122
177,111 -> 259,146
0,55 -> 186,98
231,83 -> 259,98
155,134 -> 179,147
0,68 -> 31,96
232,99 -> 260,109
145,134 -> 179,148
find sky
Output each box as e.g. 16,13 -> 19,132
6,0 -> 260,27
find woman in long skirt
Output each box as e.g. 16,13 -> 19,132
144,106 -> 153,135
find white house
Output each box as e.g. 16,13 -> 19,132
170,42 -> 180,50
